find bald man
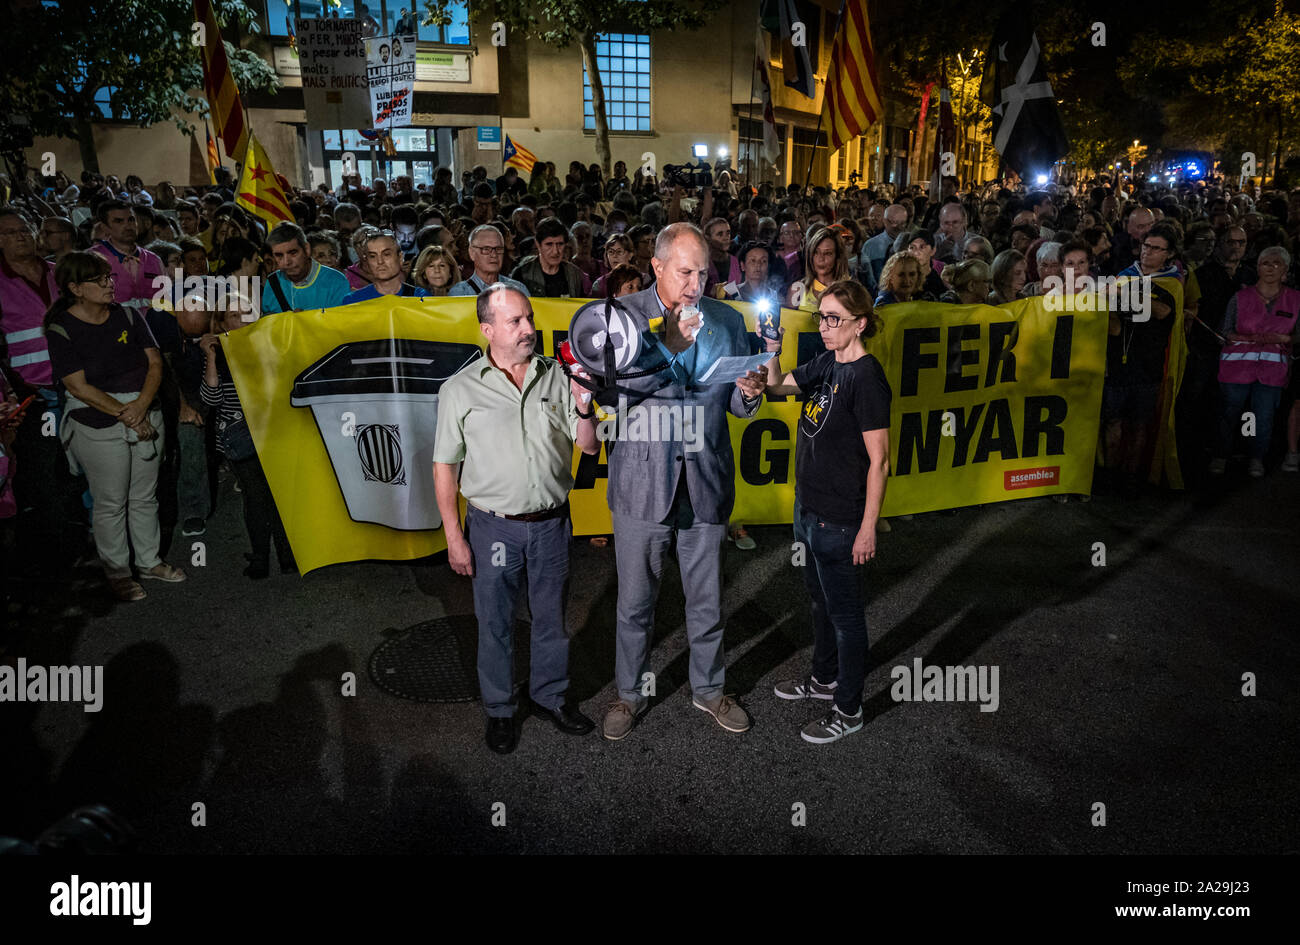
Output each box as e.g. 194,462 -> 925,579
859,203 -> 908,293
1108,206 -> 1154,276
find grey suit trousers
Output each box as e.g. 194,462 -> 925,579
613,510 -> 727,707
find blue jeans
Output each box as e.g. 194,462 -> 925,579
464,505 -> 573,718
1217,381 -> 1283,460
793,498 -> 869,715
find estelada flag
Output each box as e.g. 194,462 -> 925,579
236,133 -> 293,230
503,135 -> 537,174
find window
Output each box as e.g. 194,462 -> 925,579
265,1 -> 468,44
321,127 -> 440,187
584,33 -> 650,133
93,86 -> 119,119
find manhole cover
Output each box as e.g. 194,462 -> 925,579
368,615 -> 532,703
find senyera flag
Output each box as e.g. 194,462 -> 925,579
193,0 -> 248,159
822,0 -> 885,150
236,133 -> 294,230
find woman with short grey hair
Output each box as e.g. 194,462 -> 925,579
1213,245 -> 1299,477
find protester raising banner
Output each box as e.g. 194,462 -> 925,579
365,32 -> 416,130
220,294 -> 1124,574
296,16 -> 371,130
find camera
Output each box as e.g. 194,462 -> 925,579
663,161 -> 713,190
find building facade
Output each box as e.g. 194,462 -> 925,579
25,0 -> 994,194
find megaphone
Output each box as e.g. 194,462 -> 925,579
562,297 -> 668,399
567,297 -> 643,376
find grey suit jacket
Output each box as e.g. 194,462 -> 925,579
603,286 -> 760,524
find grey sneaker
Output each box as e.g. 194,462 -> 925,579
692,694 -> 751,733
801,707 -> 864,744
1248,458 -> 1265,478
1283,451 -> 1300,473
773,676 -> 838,701
601,700 -> 641,741
1209,457 -> 1227,475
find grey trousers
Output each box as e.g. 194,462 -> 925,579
612,512 -> 727,707
464,505 -> 573,718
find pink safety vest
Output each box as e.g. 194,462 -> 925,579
89,240 -> 164,304
1218,286 -> 1299,387
0,258 -> 59,387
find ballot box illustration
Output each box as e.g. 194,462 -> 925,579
291,338 -> 483,530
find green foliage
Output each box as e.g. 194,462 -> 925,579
1124,5 -> 1300,168
1,1 -> 279,146
421,0 -> 726,48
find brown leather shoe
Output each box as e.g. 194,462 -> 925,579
692,694 -> 752,733
601,700 -> 641,741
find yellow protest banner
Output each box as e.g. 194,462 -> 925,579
221,290 -> 1148,573
863,295 -> 1109,513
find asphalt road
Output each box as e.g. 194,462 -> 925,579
3,467 -> 1298,854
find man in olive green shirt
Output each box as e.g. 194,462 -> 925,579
433,284 -> 599,754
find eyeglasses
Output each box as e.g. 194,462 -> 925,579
81,274 -> 115,287
1140,242 -> 1170,253
816,313 -> 861,328
471,245 -> 504,255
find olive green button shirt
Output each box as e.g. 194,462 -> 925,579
433,352 -> 581,514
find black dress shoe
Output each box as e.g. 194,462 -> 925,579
485,717 -> 517,754
533,702 -> 594,735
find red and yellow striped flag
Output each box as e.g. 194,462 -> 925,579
236,133 -> 293,230
204,120 -> 220,185
822,0 -> 885,151
194,0 -> 249,159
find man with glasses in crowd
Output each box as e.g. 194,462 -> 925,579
1104,222 -> 1181,496
450,225 -> 529,297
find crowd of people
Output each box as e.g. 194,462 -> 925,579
1,158 -> 1297,613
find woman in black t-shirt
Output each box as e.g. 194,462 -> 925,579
760,279 -> 892,745
44,251 -> 187,601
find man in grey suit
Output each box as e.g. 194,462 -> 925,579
859,203 -> 909,294
600,222 -> 768,740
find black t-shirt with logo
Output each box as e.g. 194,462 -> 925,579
791,350 -> 892,525
46,305 -> 158,428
